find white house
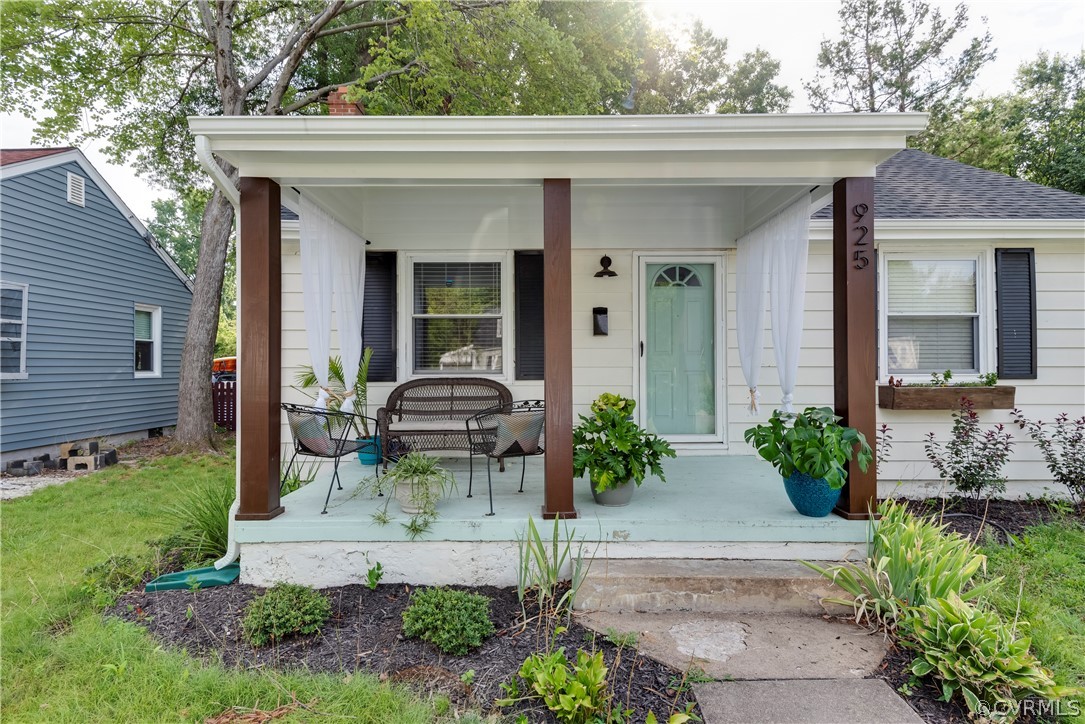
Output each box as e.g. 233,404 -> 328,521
188,112 -> 1084,588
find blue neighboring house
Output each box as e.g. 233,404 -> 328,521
0,148 -> 193,462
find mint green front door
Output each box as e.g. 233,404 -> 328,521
644,262 -> 717,437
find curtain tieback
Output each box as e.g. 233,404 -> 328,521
747,387 -> 760,414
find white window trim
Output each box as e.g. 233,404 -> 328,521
0,281 -> 29,380
402,252 -> 512,382
878,247 -> 996,384
134,303 -> 162,379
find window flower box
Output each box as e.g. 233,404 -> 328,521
877,384 -> 1016,410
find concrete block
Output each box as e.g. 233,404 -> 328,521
67,455 -> 98,471
33,454 -> 52,462
6,460 -> 43,476
59,443 -> 80,458
103,448 -> 118,466
87,441 -> 100,454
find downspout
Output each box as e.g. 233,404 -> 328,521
195,135 -> 243,570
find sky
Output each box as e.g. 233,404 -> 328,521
2,0 -> 1082,224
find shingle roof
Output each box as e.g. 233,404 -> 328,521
0,147 -> 76,166
814,148 -> 1085,220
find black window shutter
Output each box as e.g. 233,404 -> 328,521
995,248 -> 1037,380
362,252 -> 397,382
515,251 -> 545,380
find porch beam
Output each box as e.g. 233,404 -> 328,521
832,177 -> 878,520
542,178 -> 577,519
237,177 -> 284,521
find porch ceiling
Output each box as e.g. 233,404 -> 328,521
189,113 -> 927,186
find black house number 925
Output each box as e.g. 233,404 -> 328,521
852,203 -> 870,270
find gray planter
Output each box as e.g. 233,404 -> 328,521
590,478 -> 635,506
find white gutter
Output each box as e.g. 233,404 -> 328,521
196,134 -> 243,571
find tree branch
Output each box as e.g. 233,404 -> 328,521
265,1 -> 352,112
315,15 -> 406,39
279,59 -> 419,114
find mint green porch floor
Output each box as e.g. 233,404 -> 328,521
237,456 -> 871,546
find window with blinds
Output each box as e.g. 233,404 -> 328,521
885,259 -> 978,374
412,261 -> 502,374
1,281 -> 28,378
134,305 -> 159,375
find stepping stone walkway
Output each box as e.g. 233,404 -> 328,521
693,679 -> 923,724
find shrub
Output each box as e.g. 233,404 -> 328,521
1011,410 -> 1085,502
242,583 -> 331,647
904,593 -> 1078,721
499,647 -> 614,724
924,397 -> 1013,498
804,499 -> 997,631
401,587 -> 494,655
166,476 -> 234,563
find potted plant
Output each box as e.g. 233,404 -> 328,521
572,393 -> 676,506
364,452 -> 457,540
295,348 -> 380,465
743,406 -> 873,517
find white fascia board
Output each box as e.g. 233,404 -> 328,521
1,149 -> 194,292
187,113 -> 928,183
810,218 -> 1085,242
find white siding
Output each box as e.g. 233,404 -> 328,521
279,187 -> 1085,487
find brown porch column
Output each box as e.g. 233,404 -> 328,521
832,177 -> 878,519
237,177 -> 284,521
542,179 -> 577,519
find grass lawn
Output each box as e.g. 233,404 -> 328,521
983,520 -> 1085,723
0,446 -> 443,723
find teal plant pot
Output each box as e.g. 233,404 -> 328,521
591,478 -> 635,506
782,471 -> 842,517
356,435 -> 381,466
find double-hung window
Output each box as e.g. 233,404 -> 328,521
0,281 -> 28,379
882,254 -> 986,377
134,304 -> 162,377
412,260 -> 503,375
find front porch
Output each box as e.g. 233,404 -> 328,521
236,455 -> 870,588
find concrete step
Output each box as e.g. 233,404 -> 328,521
693,680 -> 923,724
574,558 -> 849,615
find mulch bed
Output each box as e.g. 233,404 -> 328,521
901,495 -> 1084,544
110,495 -> 1082,723
112,583 -> 699,722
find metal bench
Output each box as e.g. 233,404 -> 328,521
376,378 -> 512,470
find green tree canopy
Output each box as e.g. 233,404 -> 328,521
805,0 -> 994,113
920,52 -> 1085,195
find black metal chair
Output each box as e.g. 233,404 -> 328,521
281,403 -> 380,514
465,400 -> 545,516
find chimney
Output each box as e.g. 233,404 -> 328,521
327,86 -> 364,116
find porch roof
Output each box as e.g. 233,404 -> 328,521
188,113 -> 927,186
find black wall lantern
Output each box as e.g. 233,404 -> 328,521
594,255 -> 617,278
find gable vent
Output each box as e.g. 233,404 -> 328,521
66,172 -> 85,207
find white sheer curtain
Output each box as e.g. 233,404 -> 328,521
735,194 -> 811,413
299,194 -> 366,413
768,197 -> 811,413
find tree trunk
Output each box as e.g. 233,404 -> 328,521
173,184 -> 237,448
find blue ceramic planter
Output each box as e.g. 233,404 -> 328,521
782,471 -> 842,517
356,435 -> 381,466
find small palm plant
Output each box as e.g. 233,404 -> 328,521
295,348 -> 373,437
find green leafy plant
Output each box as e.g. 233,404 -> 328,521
81,555 -> 150,608
401,587 -> 494,655
604,627 -> 637,648
295,348 -> 374,437
573,393 -> 676,493
903,593 -> 1078,720
744,406 -> 872,491
165,475 -> 234,563
498,647 -> 616,724
279,455 -> 320,495
361,452 -> 457,540
1011,409 -> 1085,502
925,397 -> 1014,498
890,369 -> 1000,388
241,583 -> 331,647
515,516 -> 589,620
365,559 -> 384,590
804,499 -> 998,631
